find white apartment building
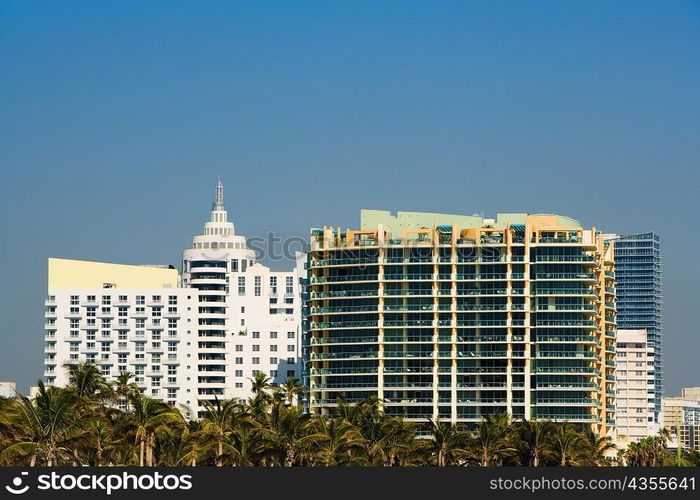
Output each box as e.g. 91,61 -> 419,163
0,382 -> 16,398
662,388 -> 700,451
44,181 -> 303,417
614,329 -> 658,447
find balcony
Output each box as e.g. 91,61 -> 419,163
534,273 -> 597,281
310,257 -> 379,268
310,336 -> 378,345
309,351 -> 377,360
311,320 -> 378,330
533,255 -> 596,263
383,274 -> 434,281
311,275 -> 377,284
534,288 -> 597,296
534,320 -> 598,328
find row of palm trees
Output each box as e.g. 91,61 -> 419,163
0,364 -> 697,467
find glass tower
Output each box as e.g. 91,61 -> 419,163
609,233 -> 663,423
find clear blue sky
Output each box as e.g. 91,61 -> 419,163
1,1 -> 698,394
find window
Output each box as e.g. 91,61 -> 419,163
270,345 -> 278,352
287,357 -> 295,364
287,345 -> 295,352
152,295 -> 161,303
286,276 -> 293,295
235,357 -> 243,364
287,331 -> 295,339
168,296 -> 177,305
238,276 -> 246,296
254,276 -> 261,296
270,276 -> 277,295
270,357 -> 278,364
286,370 -> 295,377
231,259 -> 238,272
240,306 -> 245,313
270,331 -> 277,339
235,345 -> 243,352
252,331 -> 260,339
102,296 -> 111,305
252,357 -> 260,365
252,345 -> 260,352
235,370 -> 243,377
136,296 -> 145,305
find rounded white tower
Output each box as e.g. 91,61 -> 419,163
182,180 -> 257,408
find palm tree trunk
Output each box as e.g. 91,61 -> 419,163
139,439 -> 145,467
147,435 -> 154,466
217,440 -> 223,467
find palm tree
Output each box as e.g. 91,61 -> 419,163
113,372 -> 140,411
582,430 -> 616,466
426,418 -> 469,466
200,398 -> 244,466
130,394 -> 183,466
1,381 -> 80,466
221,426 -> 266,466
468,412 -> 516,466
280,376 -> 305,407
623,434 -> 667,467
262,404 -> 317,466
370,417 -> 422,466
65,363 -> 112,401
513,419 -> 553,466
549,423 -> 586,466
249,372 -> 272,401
312,416 -> 364,466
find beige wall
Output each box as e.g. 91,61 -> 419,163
48,258 -> 178,290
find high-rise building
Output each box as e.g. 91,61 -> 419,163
614,329 -> 658,447
306,210 -> 616,435
662,389 -> 700,451
44,181 -> 303,417
606,233 -> 662,424
0,382 -> 16,398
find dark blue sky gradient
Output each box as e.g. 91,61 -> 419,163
1,1 -> 698,393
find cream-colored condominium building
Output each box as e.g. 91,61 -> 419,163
615,329 -> 658,447
44,181 -> 303,418
662,388 -> 700,451
0,382 -> 16,398
306,210 -> 617,436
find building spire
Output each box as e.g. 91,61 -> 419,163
212,178 -> 225,211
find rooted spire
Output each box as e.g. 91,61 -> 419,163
212,178 -> 225,211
